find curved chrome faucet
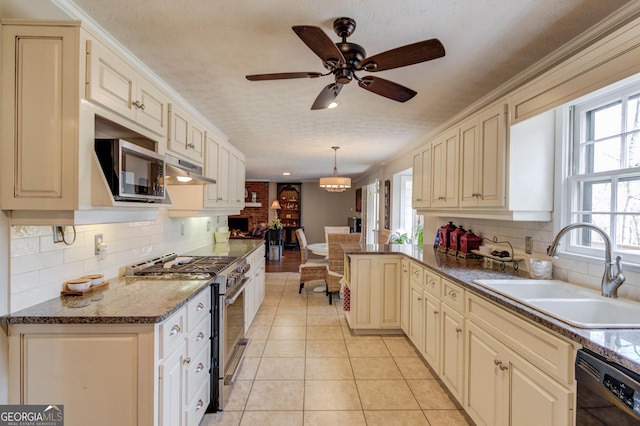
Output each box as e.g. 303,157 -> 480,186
547,223 -> 625,298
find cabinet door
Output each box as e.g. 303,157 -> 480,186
351,257 -> 376,328
408,282 -> 424,350
2,24 -> 78,210
508,350 -> 573,426
400,260 -> 410,333
135,76 -> 169,135
236,157 -> 246,205
477,105 -> 505,207
189,119 -> 205,163
205,134 -> 220,205
459,119 -> 480,206
159,347 -> 185,426
465,321 -> 505,426
228,153 -> 239,204
441,304 -> 465,401
412,145 -> 431,208
431,129 -> 459,207
378,258 -> 401,328
168,104 -> 191,159
217,145 -> 230,203
244,276 -> 256,332
422,292 -> 441,370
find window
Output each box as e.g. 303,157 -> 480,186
393,169 -> 419,242
566,81 -> 640,263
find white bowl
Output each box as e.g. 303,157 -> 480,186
82,274 -> 104,286
66,279 -> 91,291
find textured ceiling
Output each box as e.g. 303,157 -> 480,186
37,1 -> 637,180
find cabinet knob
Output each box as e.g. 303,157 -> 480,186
434,310 -> 439,315
417,297 -> 422,301
183,357 -> 191,365
456,327 -> 462,333
449,291 -> 457,299
196,332 -> 205,341
196,400 -> 204,410
499,364 -> 508,371
169,324 -> 181,336
187,143 -> 196,149
196,302 -> 205,311
196,362 -> 204,373
494,359 -> 502,366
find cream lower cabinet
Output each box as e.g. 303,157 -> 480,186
440,303 -> 465,402
465,293 -> 574,426
345,255 -> 402,331
245,246 -> 266,332
8,288 -> 211,426
400,259 -> 410,332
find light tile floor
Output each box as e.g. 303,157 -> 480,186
200,272 -> 473,426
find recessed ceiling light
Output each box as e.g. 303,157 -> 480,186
282,172 -> 291,176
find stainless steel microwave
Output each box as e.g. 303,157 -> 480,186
95,139 -> 166,202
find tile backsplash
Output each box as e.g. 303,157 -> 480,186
9,211 -> 224,312
424,216 -> 640,302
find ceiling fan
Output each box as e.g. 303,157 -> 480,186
246,17 -> 446,110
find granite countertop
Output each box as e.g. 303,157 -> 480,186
0,240 -> 265,326
345,243 -> 640,375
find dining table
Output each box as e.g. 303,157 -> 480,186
307,242 -> 328,257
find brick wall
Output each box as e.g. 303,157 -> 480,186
233,181 -> 269,231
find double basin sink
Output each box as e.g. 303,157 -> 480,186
472,279 -> 640,329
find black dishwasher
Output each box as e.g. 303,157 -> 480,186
575,349 -> 640,424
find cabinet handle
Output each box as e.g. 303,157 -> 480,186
196,362 -> 204,373
449,290 -> 457,299
183,357 -> 191,366
187,143 -> 196,149
217,197 -> 223,200
169,324 -> 181,336
196,400 -> 204,410
434,310 -> 439,315
417,297 -> 422,301
415,198 -> 422,201
499,363 -> 508,371
456,327 -> 462,333
494,359 -> 502,366
196,332 -> 205,341
196,302 -> 205,311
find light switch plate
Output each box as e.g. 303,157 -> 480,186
525,236 -> 533,254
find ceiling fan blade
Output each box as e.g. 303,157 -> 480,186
360,38 -> 445,72
246,72 -> 323,81
292,25 -> 346,66
357,76 -> 416,102
311,83 -> 343,110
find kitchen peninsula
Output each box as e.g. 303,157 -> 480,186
1,240 -> 265,426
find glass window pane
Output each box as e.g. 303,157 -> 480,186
589,137 -> 621,172
617,177 -> 640,212
628,132 -> 640,168
580,181 -> 611,212
573,214 -> 609,248
627,94 -> 640,132
591,102 -> 621,140
615,215 -> 640,252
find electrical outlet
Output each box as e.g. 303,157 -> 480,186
95,234 -> 103,255
52,226 -> 64,243
180,222 -> 185,236
525,236 -> 533,254
206,220 -> 211,232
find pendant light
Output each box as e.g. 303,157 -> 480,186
319,146 -> 351,192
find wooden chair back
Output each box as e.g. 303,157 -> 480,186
324,226 -> 350,245
378,228 -> 392,244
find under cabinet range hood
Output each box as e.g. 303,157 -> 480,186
165,154 -> 216,185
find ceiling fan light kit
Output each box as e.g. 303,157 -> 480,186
320,146 -> 351,192
246,17 -> 445,110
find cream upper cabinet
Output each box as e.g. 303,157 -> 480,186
168,103 -> 205,164
412,145 -> 431,209
86,39 -> 169,136
459,104 -> 506,208
204,133 -> 220,206
217,144 -> 230,204
1,22 -> 79,211
430,128 -> 459,207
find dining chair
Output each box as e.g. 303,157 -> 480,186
325,232 -> 362,305
378,228 -> 392,244
324,226 -> 350,245
295,228 -> 327,293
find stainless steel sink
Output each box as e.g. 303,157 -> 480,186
473,279 -> 640,329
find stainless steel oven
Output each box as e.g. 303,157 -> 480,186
126,253 -> 251,412
576,349 -> 640,424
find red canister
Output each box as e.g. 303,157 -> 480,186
460,230 -> 481,254
439,222 -> 456,249
449,226 -> 466,253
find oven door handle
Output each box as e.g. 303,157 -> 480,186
224,277 -> 251,305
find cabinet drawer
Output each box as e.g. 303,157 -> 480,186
185,377 -> 209,426
410,262 -> 424,286
187,288 -> 211,332
424,271 -> 441,297
187,316 -> 210,357
466,293 -> 574,384
159,309 -> 185,359
186,344 -> 210,403
442,279 -> 464,313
